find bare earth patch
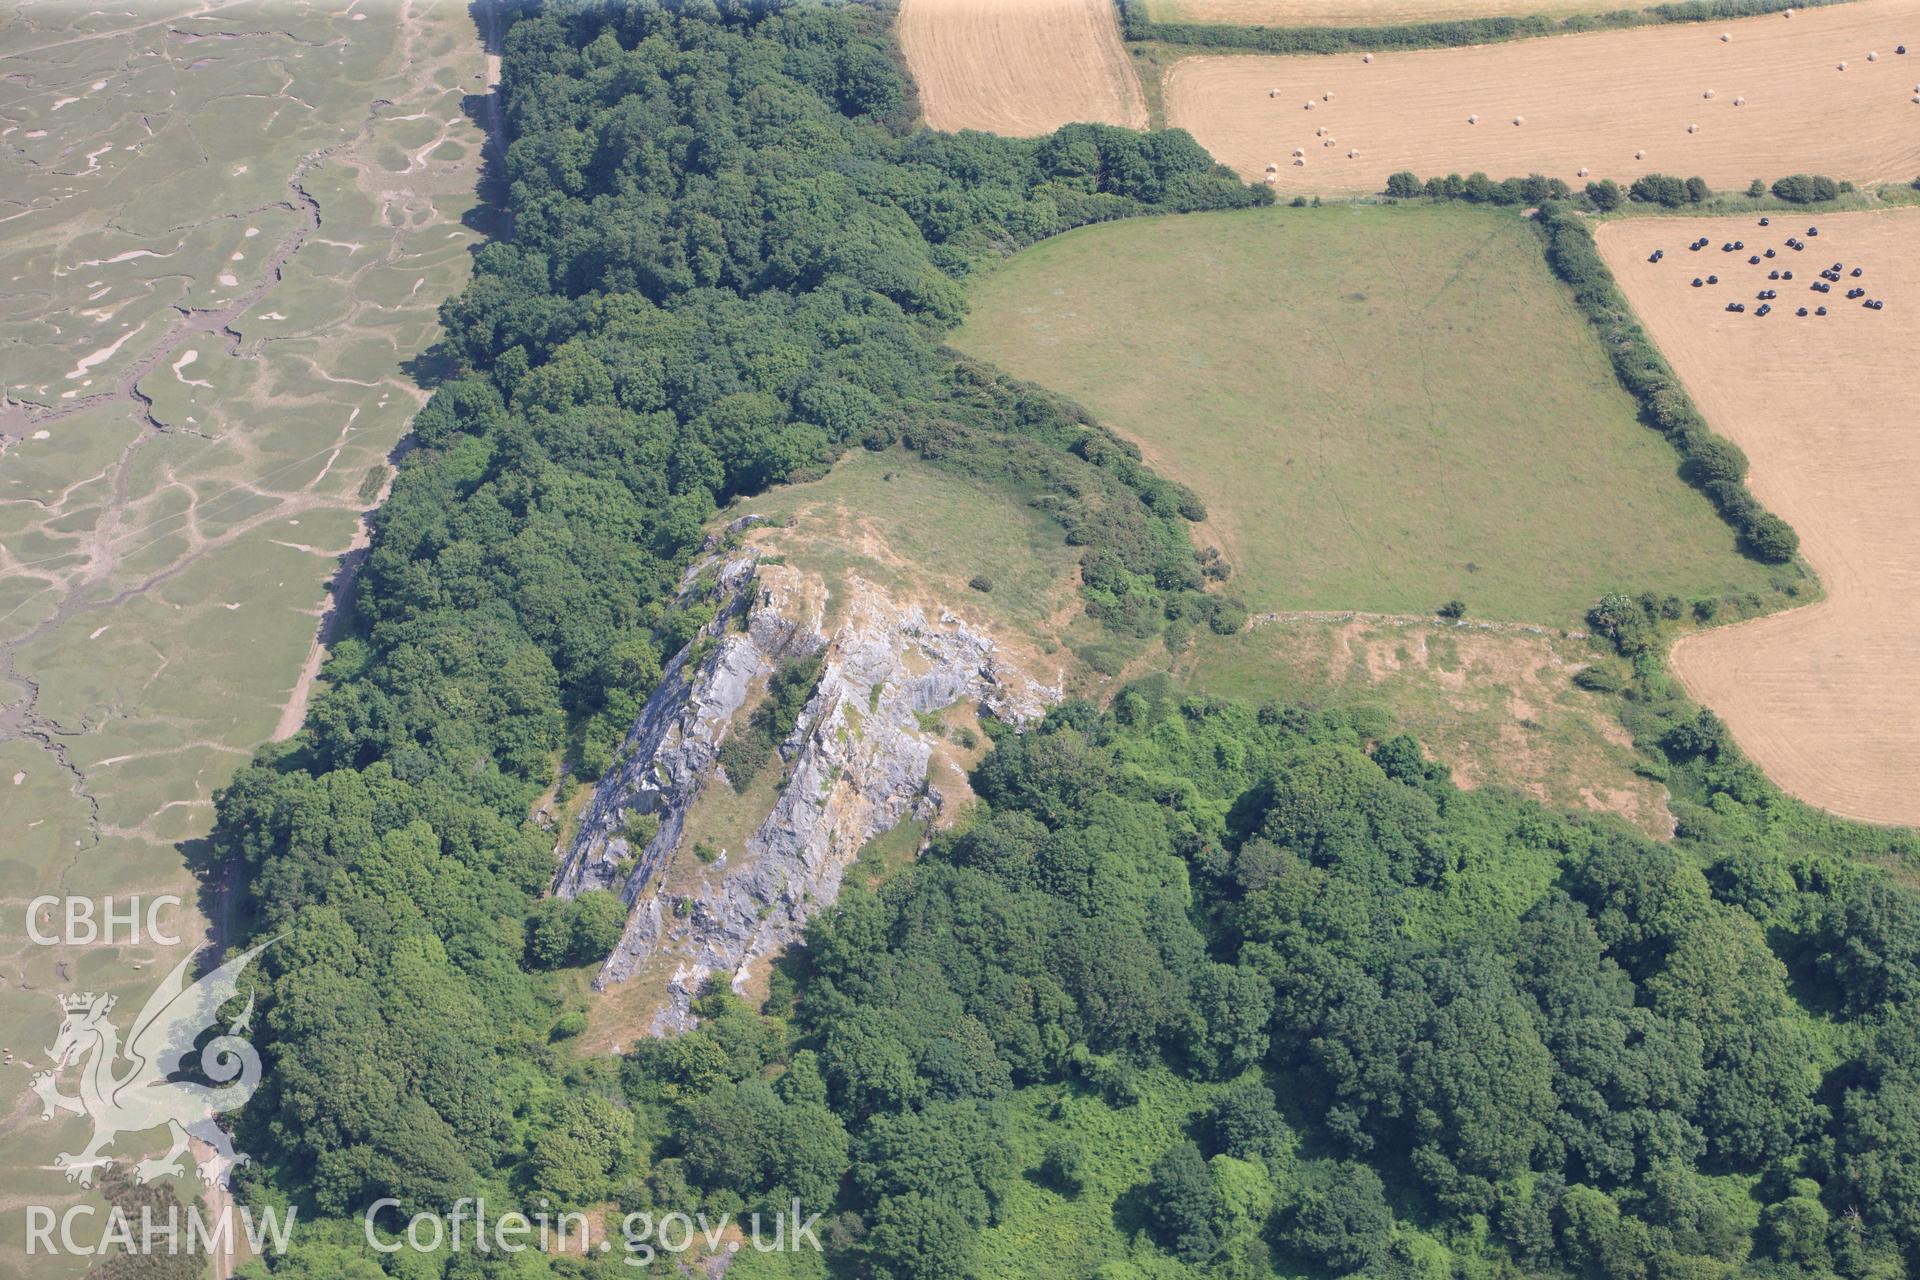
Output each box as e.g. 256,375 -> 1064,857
1165,0 -> 1920,192
1599,209 -> 1920,826
898,0 -> 1147,136
1184,619 -> 1673,836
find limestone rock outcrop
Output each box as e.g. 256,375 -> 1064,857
555,541 -> 1059,1034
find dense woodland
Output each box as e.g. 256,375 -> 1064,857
214,4 -> 1920,1279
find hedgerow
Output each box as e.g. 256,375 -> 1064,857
1534,201 -> 1801,563
1119,0 -> 1845,55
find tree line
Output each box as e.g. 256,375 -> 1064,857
1535,202 -> 1801,564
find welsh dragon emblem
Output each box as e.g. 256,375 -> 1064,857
31,939 -> 272,1189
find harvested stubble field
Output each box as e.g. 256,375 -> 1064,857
898,0 -> 1147,136
1600,209 -> 1920,827
1145,0 -> 1645,22
954,203 -> 1776,627
1165,0 -> 1920,192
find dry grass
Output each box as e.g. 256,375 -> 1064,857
1599,209 -> 1920,826
1164,0 -> 1920,192
898,0 -> 1147,135
1183,619 -> 1675,836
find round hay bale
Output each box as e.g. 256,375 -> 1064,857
1324,91 -> 1334,100
1720,31 -> 1731,42
1688,123 -> 1699,133
1868,51 -> 1878,61
1265,173 -> 1278,183
1294,157 -> 1306,166
1577,166 -> 1590,177
1635,148 -> 1646,160
1268,161 -> 1281,171
1837,61 -> 1848,70
1734,96 -> 1746,105
1704,89 -> 1715,98
1268,88 -> 1279,98
1362,52 -> 1374,63
1513,115 -> 1525,125
1348,148 -> 1359,158
1316,126 -> 1328,136
1304,100 -> 1315,110
1468,113 -> 1479,123
1291,149 -> 1304,158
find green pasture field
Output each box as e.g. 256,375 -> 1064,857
953,202 -> 1778,627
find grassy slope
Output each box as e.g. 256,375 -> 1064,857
725,447 -> 1084,642
953,202 -> 1777,627
1179,619 -> 1675,835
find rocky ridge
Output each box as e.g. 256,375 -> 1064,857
555,536 -> 1060,1034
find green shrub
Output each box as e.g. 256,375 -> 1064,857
1040,1137 -> 1086,1194
1079,642 -> 1129,677
1743,512 -> 1800,563
624,810 -> 660,849
718,654 -> 823,792
1770,174 -> 1840,203
1280,1162 -> 1392,1273
1385,171 -> 1422,198
1687,435 -> 1749,488
1630,173 -> 1690,208
527,890 -> 629,970
1574,662 -> 1627,693
968,574 -> 994,593
1437,600 -> 1467,620
1146,1143 -> 1220,1263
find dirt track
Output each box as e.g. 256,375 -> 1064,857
899,0 -> 1147,136
1600,209 -> 1920,826
1167,0 -> 1920,191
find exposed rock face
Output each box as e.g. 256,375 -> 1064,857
555,545 -> 1059,1035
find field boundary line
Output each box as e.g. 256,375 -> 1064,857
1250,609 -> 1587,638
